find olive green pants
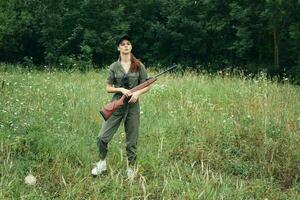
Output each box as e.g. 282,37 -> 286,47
97,101 -> 140,165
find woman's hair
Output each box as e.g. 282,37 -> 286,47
130,53 -> 141,72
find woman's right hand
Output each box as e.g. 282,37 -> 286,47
119,88 -> 132,97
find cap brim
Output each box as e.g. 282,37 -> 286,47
116,35 -> 131,46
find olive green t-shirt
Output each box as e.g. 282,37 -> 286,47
106,60 -> 148,100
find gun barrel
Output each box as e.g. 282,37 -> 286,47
154,64 -> 177,78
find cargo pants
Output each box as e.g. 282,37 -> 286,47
97,100 -> 140,165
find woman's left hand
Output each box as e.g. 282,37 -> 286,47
128,92 -> 139,103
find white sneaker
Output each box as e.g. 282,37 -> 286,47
91,160 -> 107,176
127,167 -> 136,180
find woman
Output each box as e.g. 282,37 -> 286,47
92,34 -> 150,179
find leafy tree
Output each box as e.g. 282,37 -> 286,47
0,0 -> 44,64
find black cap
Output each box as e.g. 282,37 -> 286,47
116,34 -> 131,46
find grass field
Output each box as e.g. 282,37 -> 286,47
1,65 -> 300,199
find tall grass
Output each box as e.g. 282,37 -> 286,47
0,65 -> 299,199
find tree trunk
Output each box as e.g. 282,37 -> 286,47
273,27 -> 279,67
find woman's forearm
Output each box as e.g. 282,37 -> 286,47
106,84 -> 122,93
107,84 -> 150,94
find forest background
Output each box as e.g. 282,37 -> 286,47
1,0 -> 300,83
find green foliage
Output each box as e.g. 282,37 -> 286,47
0,0 -> 300,81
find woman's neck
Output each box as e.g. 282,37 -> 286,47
120,53 -> 131,63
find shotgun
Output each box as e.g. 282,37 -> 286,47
100,64 -> 177,120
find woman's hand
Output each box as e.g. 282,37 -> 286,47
119,88 -> 131,97
128,92 -> 140,103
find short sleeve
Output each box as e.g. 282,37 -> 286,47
139,63 -> 148,84
106,65 -> 115,85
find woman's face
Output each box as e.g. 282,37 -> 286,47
118,39 -> 132,54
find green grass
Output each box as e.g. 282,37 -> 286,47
1,65 -> 300,199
